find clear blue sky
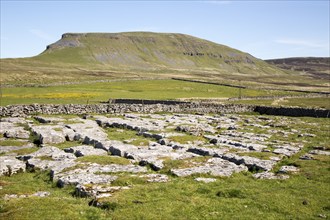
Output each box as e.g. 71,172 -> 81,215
1,0 -> 329,59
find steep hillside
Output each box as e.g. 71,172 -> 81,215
0,32 -> 327,92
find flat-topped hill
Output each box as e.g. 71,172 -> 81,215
38,32 -> 278,74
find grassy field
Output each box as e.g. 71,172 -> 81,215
0,115 -> 329,219
1,79 -> 305,106
228,97 -> 330,109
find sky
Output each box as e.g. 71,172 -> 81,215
0,0 -> 329,59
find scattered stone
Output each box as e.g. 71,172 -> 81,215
27,158 -> 77,173
300,154 -> 314,160
4,191 -> 50,200
221,153 -> 276,171
253,172 -> 289,180
273,145 -> 300,157
194,177 -> 217,183
318,214 -> 327,219
298,133 -> 316,138
140,174 -> 169,182
309,150 -> 330,156
278,166 -> 299,174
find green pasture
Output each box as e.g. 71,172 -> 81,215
1,79 -> 300,106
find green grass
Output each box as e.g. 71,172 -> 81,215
1,79 -> 301,106
52,141 -> 82,150
105,127 -> 153,146
9,147 -> 39,155
0,171 -> 110,219
76,155 -> 131,165
0,139 -> 28,147
167,134 -> 207,144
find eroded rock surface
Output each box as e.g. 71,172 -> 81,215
1,112 -> 326,203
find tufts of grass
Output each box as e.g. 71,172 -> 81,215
105,127 -> 153,146
52,141 -> 82,150
0,139 -> 28,147
167,134 -> 207,144
111,175 -> 147,187
9,147 -> 40,155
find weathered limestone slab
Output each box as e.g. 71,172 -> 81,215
273,145 -> 301,157
4,127 -> 30,139
18,146 -> 76,161
85,163 -> 148,174
57,173 -> 118,188
65,145 -> 108,157
75,184 -> 130,198
0,118 -> 30,139
0,156 -> 26,176
31,125 -> 66,144
65,119 -> 109,145
108,141 -> 139,157
171,158 -> 247,177
27,158 -> 77,173
95,115 -> 164,132
187,147 -> 228,157
221,153 -> 276,171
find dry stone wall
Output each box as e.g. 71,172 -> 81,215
0,102 -> 329,118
